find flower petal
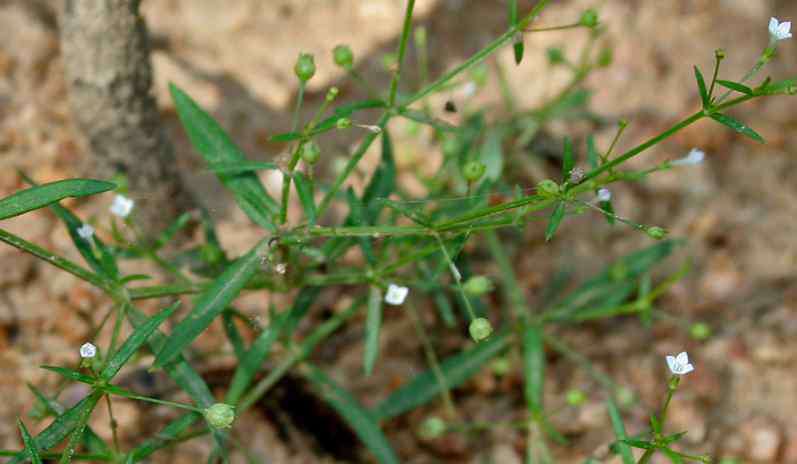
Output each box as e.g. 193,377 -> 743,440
676,351 -> 689,365
666,355 -> 677,372
681,363 -> 695,374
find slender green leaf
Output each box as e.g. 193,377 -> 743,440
313,99 -> 387,133
40,366 -> 96,385
0,179 -> 115,221
622,438 -> 655,450
362,129 -> 396,222
709,112 -> 764,143
207,161 -> 279,174
372,333 -> 509,420
17,419 -> 42,464
693,66 -> 710,108
101,302 -> 180,380
715,79 -> 753,96
293,172 -> 317,225
226,309 -> 289,404
363,286 -> 383,376
222,311 -> 247,361
153,238 -> 269,368
562,136 -> 574,181
25,384 -> 109,455
607,398 -> 635,464
57,391 -> 103,464
169,83 -> 278,231
127,413 -> 202,463
522,324 -> 544,414
586,135 -> 599,169
268,132 -> 302,142
513,41 -> 525,66
7,392 -> 103,464
303,365 -> 399,464
509,0 -> 523,65
544,202 -> 566,241
758,78 -> 797,95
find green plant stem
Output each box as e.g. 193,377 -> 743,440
388,0 -> 416,107
110,389 -> 204,413
524,23 -> 582,32
103,395 -> 120,453
0,451 -> 112,461
434,233 -> 475,320
405,301 -> 457,419
291,82 -> 306,133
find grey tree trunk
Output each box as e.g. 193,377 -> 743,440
60,0 -> 192,232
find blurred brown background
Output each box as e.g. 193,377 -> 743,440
0,0 -> 796,462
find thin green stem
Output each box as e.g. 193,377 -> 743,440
291,82 -> 306,133
406,301 -> 457,419
388,0 -> 416,107
103,394 -> 121,453
524,23 -> 582,33
434,233 -> 475,320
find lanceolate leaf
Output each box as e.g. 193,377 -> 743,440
562,136 -> 574,180
544,202 -> 566,242
607,398 -> 635,464
710,112 -> 764,143
0,180 -> 115,221
17,419 -> 43,464
372,333 -> 509,420
522,323 -> 545,414
153,238 -> 270,368
169,83 -> 278,231
363,286 -> 383,376
293,171 -> 317,225
100,301 -> 180,381
693,66 -> 710,108
715,79 -> 753,96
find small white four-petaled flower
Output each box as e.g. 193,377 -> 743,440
672,148 -> 705,166
384,284 -> 409,306
80,342 -> 97,359
76,223 -> 95,240
597,188 -> 612,203
110,194 -> 135,218
666,351 -> 694,375
769,17 -> 792,42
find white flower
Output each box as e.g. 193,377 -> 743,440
76,223 -> 95,240
596,188 -> 612,202
769,17 -> 792,42
672,148 -> 705,166
384,283 -> 409,306
666,351 -> 694,375
80,342 -> 97,359
110,194 -> 135,218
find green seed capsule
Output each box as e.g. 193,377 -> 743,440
333,44 -> 354,69
579,9 -> 599,28
294,53 -> 316,82
645,226 -> 667,240
536,179 -> 560,198
204,403 -> 235,429
418,416 -> 446,440
463,160 -> 486,182
301,141 -> 321,165
689,322 -> 712,340
566,389 -> 587,406
469,317 -> 493,342
326,87 -> 339,102
336,117 -> 352,130
463,275 -> 494,296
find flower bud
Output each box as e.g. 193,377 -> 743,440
418,416 -> 446,440
332,44 -> 354,69
325,87 -> 339,102
689,322 -> 712,340
336,117 -> 352,130
566,389 -> 587,406
645,226 -> 667,240
490,357 -> 511,376
579,9 -> 599,28
463,275 -> 494,296
714,48 -> 726,60
463,160 -> 486,182
294,53 -> 316,82
301,141 -> 321,165
536,179 -> 560,198
204,403 -> 235,429
469,317 -> 493,342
